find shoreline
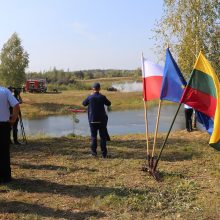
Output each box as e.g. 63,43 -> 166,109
20,90 -> 174,119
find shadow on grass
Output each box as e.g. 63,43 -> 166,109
12,162 -> 67,171
159,150 -> 201,162
110,140 -> 147,149
158,137 -> 204,162
12,136 -> 204,162
8,178 -> 150,198
12,162 -> 98,173
0,200 -> 105,220
109,137 -> 203,161
12,137 -> 89,158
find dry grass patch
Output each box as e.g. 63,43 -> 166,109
0,130 -> 219,219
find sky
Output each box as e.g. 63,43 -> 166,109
0,0 -> 164,72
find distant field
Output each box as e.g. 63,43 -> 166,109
0,130 -> 219,219
20,76 -> 159,119
20,90 -> 147,118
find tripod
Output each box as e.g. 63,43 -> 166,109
19,112 -> 27,144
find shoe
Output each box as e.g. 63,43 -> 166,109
14,141 -> 21,145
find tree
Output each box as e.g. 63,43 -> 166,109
0,33 -> 29,87
209,26 -> 220,74
153,0 -> 220,77
74,71 -> 84,79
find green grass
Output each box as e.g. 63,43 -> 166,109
21,90 -> 160,119
0,130 -> 219,219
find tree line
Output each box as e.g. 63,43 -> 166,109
27,68 -> 141,86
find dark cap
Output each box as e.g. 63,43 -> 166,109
92,82 -> 101,90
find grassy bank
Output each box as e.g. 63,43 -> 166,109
19,76 -> 155,118
0,130 -> 219,219
20,90 -> 159,119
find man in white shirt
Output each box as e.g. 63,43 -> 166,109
0,86 -> 20,184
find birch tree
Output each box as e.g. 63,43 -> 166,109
153,0 -> 220,77
0,33 -> 29,87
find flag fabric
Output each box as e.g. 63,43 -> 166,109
160,48 -> 187,102
181,51 -> 220,150
196,111 -> 213,135
142,56 -> 164,101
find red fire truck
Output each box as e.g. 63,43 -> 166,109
25,79 -> 47,93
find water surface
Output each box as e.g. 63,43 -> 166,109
19,105 -> 190,137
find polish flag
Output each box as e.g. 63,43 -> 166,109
142,56 -> 164,101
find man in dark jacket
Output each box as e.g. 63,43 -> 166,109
82,83 -> 111,158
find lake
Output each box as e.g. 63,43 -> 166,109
18,104 -> 193,137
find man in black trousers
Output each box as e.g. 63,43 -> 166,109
82,83 -> 111,158
0,85 -> 20,184
184,104 -> 193,132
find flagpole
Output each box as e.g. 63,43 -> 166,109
142,52 -> 150,161
151,99 -> 162,166
153,102 -> 182,171
143,100 -> 150,157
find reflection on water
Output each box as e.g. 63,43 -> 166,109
19,104 -> 192,137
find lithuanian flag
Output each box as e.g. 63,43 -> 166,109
181,51 -> 220,151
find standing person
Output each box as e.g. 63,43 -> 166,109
184,104 -> 193,132
0,86 -> 20,184
12,89 -> 23,145
82,83 -> 111,158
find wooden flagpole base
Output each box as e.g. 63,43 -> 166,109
141,157 -> 162,182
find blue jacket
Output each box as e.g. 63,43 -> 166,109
82,92 -> 111,123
